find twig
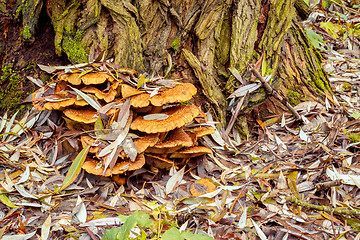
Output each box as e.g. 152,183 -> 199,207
330,188 -> 339,239
286,196 -> 360,215
249,64 -> 301,120
315,179 -> 343,191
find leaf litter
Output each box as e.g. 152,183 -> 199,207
1,2 -> 360,240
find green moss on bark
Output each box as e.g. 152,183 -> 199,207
0,64 -> 25,114
62,31 -> 88,63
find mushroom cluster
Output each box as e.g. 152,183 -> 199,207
32,66 -> 214,182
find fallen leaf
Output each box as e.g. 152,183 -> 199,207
60,145 -> 90,191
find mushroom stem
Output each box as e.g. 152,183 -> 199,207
150,106 -> 163,114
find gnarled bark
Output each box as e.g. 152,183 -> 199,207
0,0 -> 332,136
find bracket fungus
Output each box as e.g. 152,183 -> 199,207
130,104 -> 200,134
58,72 -> 117,85
33,65 -> 215,182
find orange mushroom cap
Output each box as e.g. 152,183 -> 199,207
149,83 -> 197,106
146,127 -> 193,154
145,154 -> 174,169
81,82 -> 120,103
82,153 -> 145,177
169,146 -> 212,158
121,84 -> 150,108
130,104 -> 200,134
58,72 -> 117,85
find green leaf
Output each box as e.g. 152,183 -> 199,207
162,227 -> 214,240
60,145 -> 90,191
162,227 -> 183,240
137,74 -> 150,89
94,116 -> 105,137
77,69 -> 93,79
101,228 -> 121,240
117,212 -> 153,240
0,193 -> 18,208
101,212 -> 154,240
305,29 -> 326,50
350,112 -> 360,119
319,22 -> 342,39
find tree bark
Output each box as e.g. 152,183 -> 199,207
0,0 -> 332,136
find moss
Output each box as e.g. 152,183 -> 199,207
170,36 -> 181,51
0,64 -> 24,114
287,89 -> 302,105
20,25 -> 32,40
14,4 -> 22,18
348,133 -> 360,143
62,31 -> 88,63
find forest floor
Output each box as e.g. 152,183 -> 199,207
1,2 -> 360,240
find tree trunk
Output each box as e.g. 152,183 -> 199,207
0,0 -> 332,136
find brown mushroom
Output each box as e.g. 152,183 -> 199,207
81,82 -> 120,103
121,84 -> 150,108
169,146 -> 212,158
58,72 -> 117,85
43,97 -> 88,110
146,127 -> 193,154
186,126 -> 215,142
149,83 -> 197,106
80,135 -> 101,154
134,133 -> 160,153
63,106 -> 117,124
118,133 -> 159,159
130,104 -> 200,134
63,106 -> 98,124
145,154 -> 174,169
82,153 -> 145,177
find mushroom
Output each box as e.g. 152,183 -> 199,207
121,84 -> 150,108
149,83 -> 197,106
130,104 -> 200,134
145,154 -> 174,169
82,153 -> 145,177
133,133 -> 160,153
186,126 -> 215,142
58,72 -> 117,85
146,127 -> 193,154
81,82 -> 120,103
169,146 -> 212,158
63,106 -> 117,124
43,97 -> 88,110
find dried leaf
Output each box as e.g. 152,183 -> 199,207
250,218 -> 268,240
238,207 -> 247,229
1,231 -> 36,240
41,214 -> 51,240
228,83 -> 261,99
143,113 -> 169,121
37,64 -> 58,73
75,196 -> 87,224
190,178 -> 217,197
17,165 -> 30,184
229,67 -> 245,84
0,112 -> 8,133
68,85 -> 101,110
122,138 -> 137,162
60,145 -> 90,191
166,167 -> 185,195
14,185 -> 38,199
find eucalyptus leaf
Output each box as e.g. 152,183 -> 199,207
68,86 -> 101,110
60,145 -> 90,191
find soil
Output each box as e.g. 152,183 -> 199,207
0,3 -> 69,114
